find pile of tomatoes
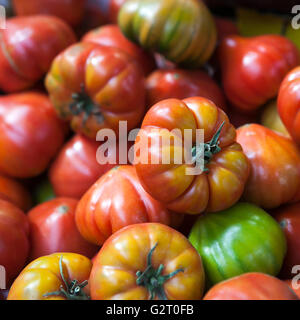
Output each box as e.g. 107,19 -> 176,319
0,0 -> 300,301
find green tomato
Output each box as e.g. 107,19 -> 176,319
189,202 -> 286,287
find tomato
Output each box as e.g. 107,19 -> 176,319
204,273 -> 298,300
0,175 -> 31,211
83,24 -> 155,75
189,202 -> 286,287
273,203 -> 300,279
28,198 -> 99,261
146,69 -> 227,111
109,0 -> 127,23
49,134 -> 124,199
219,35 -> 300,113
0,15 -> 76,93
45,42 -> 145,139
0,199 -> 30,286
260,100 -> 289,137
237,124 -> 300,209
118,0 -> 217,67
75,165 -> 180,246
12,0 -> 85,27
0,92 -> 66,178
277,66 -> 300,147
285,280 -> 300,298
7,253 -> 92,300
135,97 -> 250,215
214,17 -> 238,42
90,223 -> 205,300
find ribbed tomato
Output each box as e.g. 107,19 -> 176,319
237,124 -> 300,209
0,15 -> 76,93
75,165 -> 179,246
135,97 -> 249,215
0,92 -> 66,178
219,35 -> 300,113
277,66 -> 300,146
204,273 -> 298,300
90,223 -> 205,300
118,0 -> 217,67
146,69 -> 227,111
83,24 -> 155,75
45,42 -> 146,139
7,253 -> 92,300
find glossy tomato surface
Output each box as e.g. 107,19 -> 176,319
90,223 -> 205,300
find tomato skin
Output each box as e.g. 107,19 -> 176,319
0,92 -> 66,178
90,223 -> 205,300
83,24 -> 155,75
204,273 -> 298,300
273,203 -> 300,279
7,253 -> 92,300
236,124 -> 300,209
109,0 -> 127,23
0,199 -> 30,286
285,280 -> 300,298
28,198 -> 99,261
75,165 -> 176,246
277,66 -> 300,146
12,0 -> 85,27
135,97 -> 249,215
45,42 -> 146,139
118,0 -> 217,67
189,203 -> 286,287
0,15 -> 76,93
146,69 -> 227,111
219,35 -> 300,113
0,175 -> 31,211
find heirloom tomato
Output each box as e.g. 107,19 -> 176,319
273,203 -> 300,279
204,273 -> 298,300
0,92 -> 66,178
7,253 -> 92,300
0,15 -> 76,93
135,97 -> 249,215
189,203 -> 286,287
277,66 -> 300,146
146,69 -> 227,111
219,35 -> 300,113
0,199 -> 30,286
90,223 -> 205,300
285,280 -> 300,298
118,0 -> 217,67
12,0 -> 85,27
237,124 -> 300,209
83,24 -> 155,75
45,42 -> 145,139
28,198 -> 98,261
75,165 -> 180,246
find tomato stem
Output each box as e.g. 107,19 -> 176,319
136,243 -> 184,300
43,255 -> 90,300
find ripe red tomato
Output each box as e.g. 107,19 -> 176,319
273,203 -> 300,279
278,66 -> 300,147
237,124 -> 300,209
109,0 -> 127,23
219,35 -> 300,113
83,25 -> 155,75
28,198 -> 98,261
0,93 -> 66,178
75,165 -> 177,246
12,0 -> 85,27
135,97 -> 249,214
204,273 -> 299,300
0,175 -> 31,211
45,42 -> 146,139
0,199 -> 30,286
146,69 -> 227,111
0,15 -> 76,93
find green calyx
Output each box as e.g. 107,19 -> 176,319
191,121 -> 225,172
43,255 -> 90,300
69,84 -> 103,124
136,243 -> 184,300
